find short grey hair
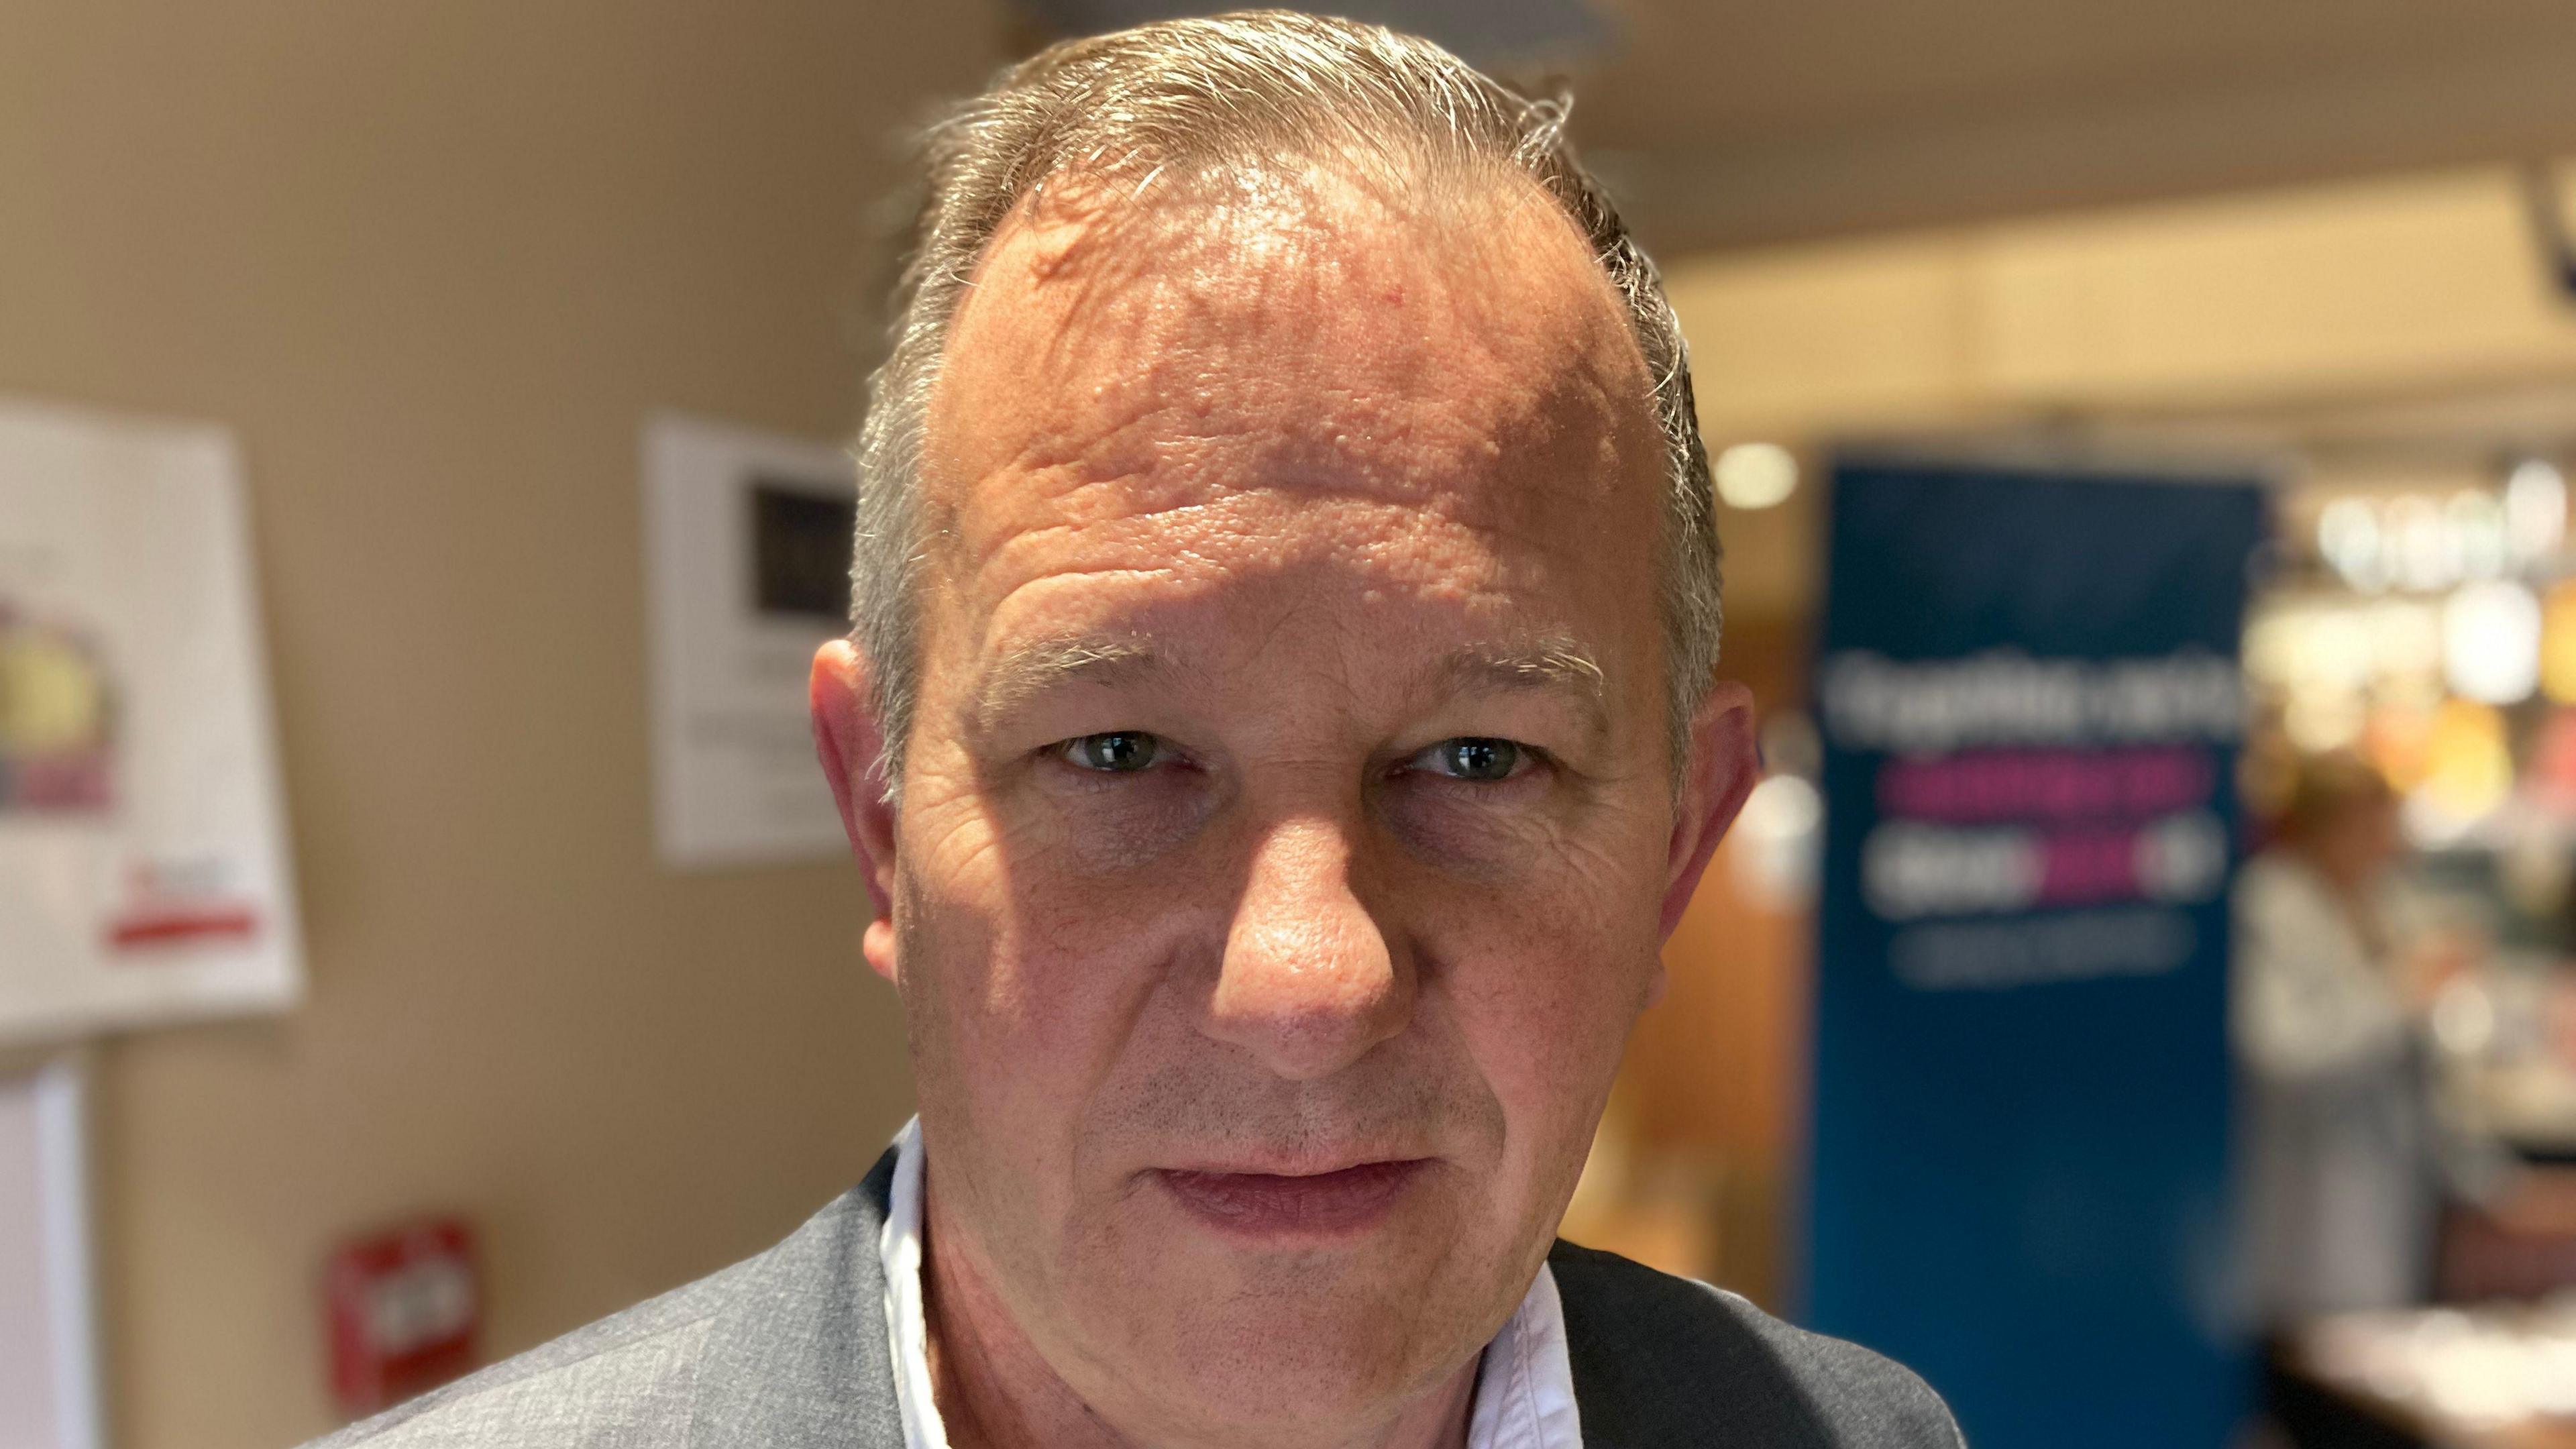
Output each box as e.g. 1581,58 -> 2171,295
851,9 -> 1721,796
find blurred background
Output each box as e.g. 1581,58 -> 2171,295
7,1 -> 2576,1446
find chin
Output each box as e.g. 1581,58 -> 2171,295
1059,1204 -> 1493,1440
1088,1298 -> 1453,1448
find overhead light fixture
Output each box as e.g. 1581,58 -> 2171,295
1715,442 -> 1799,511
2505,457 -> 2566,566
2448,490 -> 2508,580
2316,498 -> 2385,592
2445,580 -> 2542,705
2389,496 -> 2457,592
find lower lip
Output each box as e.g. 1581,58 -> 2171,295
1155,1159 -> 1430,1238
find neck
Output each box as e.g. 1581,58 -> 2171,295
918,1192 -> 1478,1449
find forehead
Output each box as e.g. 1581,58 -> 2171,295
920,165 -> 1664,657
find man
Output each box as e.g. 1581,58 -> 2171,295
315,12 -> 1959,1448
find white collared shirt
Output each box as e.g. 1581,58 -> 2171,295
877,1119 -> 1582,1449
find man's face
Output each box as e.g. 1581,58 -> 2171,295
816,172 -> 1751,1443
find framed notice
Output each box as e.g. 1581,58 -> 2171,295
0,398 -> 303,1049
642,413 -> 857,869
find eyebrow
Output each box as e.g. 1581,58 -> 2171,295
1438,641 -> 1605,695
1435,640 -> 1611,741
967,632 -> 1611,737
971,635 -> 1169,731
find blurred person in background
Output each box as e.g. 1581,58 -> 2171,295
2235,753 -> 2447,1322
305,13 -> 1959,1449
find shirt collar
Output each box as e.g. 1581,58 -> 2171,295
877,1118 -> 1580,1449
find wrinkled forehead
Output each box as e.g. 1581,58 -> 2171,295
920,164 -> 1664,552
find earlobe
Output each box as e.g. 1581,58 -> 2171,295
861,918 -> 900,984
1658,681 -> 1759,941
809,640 -> 902,980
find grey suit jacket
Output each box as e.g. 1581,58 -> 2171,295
309,1150 -> 1961,1447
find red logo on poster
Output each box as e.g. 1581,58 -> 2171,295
325,1217 -> 479,1417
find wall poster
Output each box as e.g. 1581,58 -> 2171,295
0,398 -> 302,1049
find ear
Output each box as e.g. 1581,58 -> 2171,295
810,639 -> 902,984
1660,680 -> 1760,943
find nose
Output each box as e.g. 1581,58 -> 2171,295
1205,815 -> 1411,1081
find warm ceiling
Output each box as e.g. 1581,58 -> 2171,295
1004,3 -> 2576,254
1555,0 -> 2576,253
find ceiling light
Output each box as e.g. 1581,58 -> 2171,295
2506,458 -> 2566,566
1715,442 -> 1798,511
2445,580 -> 2541,704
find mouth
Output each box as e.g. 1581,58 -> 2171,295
1152,1159 -> 1432,1238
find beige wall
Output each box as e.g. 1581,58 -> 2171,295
0,4 -> 999,1445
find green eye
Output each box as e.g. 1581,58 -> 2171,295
1065,731 -> 1161,772
1433,737 -> 1520,782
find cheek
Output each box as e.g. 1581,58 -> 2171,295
1428,855 -> 1660,1148
895,785 -> 1214,1136
897,876 -> 1157,1256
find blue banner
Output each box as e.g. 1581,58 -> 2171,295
1804,458 -> 2265,1449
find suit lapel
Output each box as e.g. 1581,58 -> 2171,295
690,1148 -> 908,1449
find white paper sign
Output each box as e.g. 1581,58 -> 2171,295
643,413 -> 857,869
0,399 -> 303,1049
